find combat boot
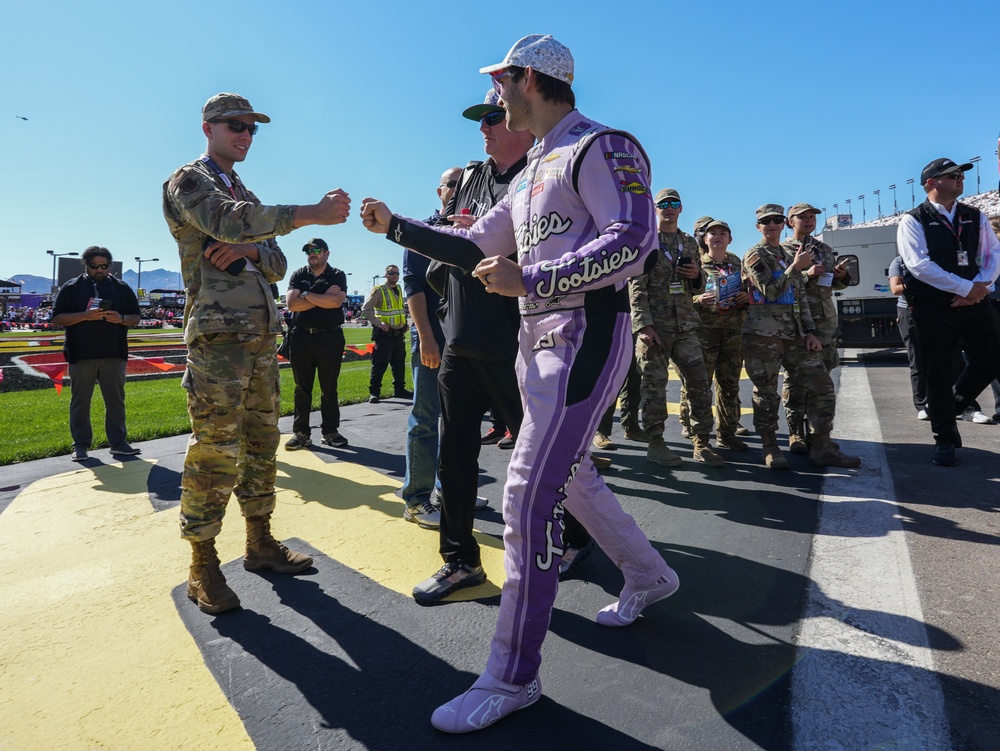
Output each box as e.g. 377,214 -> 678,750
647,435 -> 683,467
809,433 -> 861,468
691,434 -> 726,467
760,433 -> 790,470
787,416 -> 808,454
188,539 -> 240,614
244,514 -> 314,573
716,433 -> 748,451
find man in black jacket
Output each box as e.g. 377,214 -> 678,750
896,157 -> 1000,465
51,247 -> 141,461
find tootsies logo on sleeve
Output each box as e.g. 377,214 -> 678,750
533,245 -> 642,298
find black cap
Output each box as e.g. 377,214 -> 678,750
920,158 -> 972,185
303,238 -> 328,252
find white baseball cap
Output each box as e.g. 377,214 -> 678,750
479,34 -> 574,86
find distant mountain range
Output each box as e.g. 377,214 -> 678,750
4,269 -> 184,295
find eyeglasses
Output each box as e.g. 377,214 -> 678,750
440,179 -> 458,188
758,216 -> 786,225
209,118 -> 259,136
480,111 -> 506,128
656,200 -> 682,210
491,70 -> 516,94
88,263 -> 110,270
304,248 -> 326,255
937,173 -> 965,181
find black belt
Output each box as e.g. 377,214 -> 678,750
296,326 -> 341,334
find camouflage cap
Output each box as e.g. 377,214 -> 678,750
704,219 -> 732,233
654,188 -> 681,204
202,93 -> 271,124
756,204 -> 785,221
480,34 -> 574,86
787,202 -> 822,218
692,215 -> 714,233
303,238 -> 328,252
462,89 -> 505,121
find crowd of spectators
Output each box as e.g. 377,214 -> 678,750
842,189 -> 1000,230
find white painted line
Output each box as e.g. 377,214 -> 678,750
792,363 -> 950,750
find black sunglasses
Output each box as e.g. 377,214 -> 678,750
758,216 -> 786,225
88,263 -> 110,270
441,179 -> 458,188
210,118 -> 259,136
480,111 -> 506,128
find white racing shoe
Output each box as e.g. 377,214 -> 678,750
596,568 -> 680,627
431,672 -> 542,733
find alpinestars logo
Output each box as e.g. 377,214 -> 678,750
394,225 -> 402,243
468,695 -> 512,729
619,591 -> 649,621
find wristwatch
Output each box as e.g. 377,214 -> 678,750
301,290 -> 309,300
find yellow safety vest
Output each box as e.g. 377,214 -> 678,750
374,284 -> 405,328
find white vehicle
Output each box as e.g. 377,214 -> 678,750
817,224 -> 901,347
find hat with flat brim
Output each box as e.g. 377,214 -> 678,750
462,89 -> 505,121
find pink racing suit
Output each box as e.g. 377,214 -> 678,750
387,111 -> 672,686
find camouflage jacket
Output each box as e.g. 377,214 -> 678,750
742,241 -> 815,340
696,250 -> 747,331
162,157 -> 291,344
629,230 -> 702,334
781,236 -> 846,321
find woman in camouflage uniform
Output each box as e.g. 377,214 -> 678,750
780,203 -> 849,453
741,204 -> 860,469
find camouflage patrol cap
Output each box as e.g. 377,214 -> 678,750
704,219 -> 732,234
787,202 -> 821,218
654,188 -> 681,204
202,93 -> 271,123
693,216 -> 714,234
756,204 -> 785,221
303,238 -> 328,252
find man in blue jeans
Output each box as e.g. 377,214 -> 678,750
399,167 -> 462,528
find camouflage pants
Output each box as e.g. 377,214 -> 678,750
636,328 -> 713,436
179,333 -> 281,542
680,325 -> 744,437
743,333 -> 834,437
782,316 -> 839,428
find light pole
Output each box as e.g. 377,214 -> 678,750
969,156 -> 981,194
135,257 -> 159,298
858,195 -> 866,223
873,189 -> 881,219
46,249 -> 78,296
845,198 -> 852,224
889,184 -> 897,214
906,178 -> 915,209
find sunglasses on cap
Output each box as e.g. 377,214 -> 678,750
88,262 -> 110,270
440,179 -> 458,188
209,118 -> 259,136
656,200 -> 682,210
758,216 -> 785,225
480,111 -> 505,128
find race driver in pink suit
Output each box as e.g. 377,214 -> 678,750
361,34 -> 678,733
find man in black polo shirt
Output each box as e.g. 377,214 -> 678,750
896,157 -> 1000,466
284,238 -> 349,450
51,246 -> 141,461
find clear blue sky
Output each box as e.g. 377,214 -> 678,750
4,0 -> 998,293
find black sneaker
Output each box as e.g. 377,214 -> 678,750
558,539 -> 595,581
285,432 -> 312,451
321,430 -> 349,448
413,561 -> 486,604
931,441 -> 956,466
393,389 -> 414,400
71,445 -> 89,462
368,395 -> 380,404
110,442 -> 141,456
497,430 -> 516,450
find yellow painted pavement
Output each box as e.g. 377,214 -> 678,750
0,451 -> 505,750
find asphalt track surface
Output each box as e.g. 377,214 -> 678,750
1,350 -> 998,750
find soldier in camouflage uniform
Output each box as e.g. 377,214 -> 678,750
162,93 -> 351,613
630,189 -> 725,468
679,220 -> 751,450
741,204 -> 860,470
780,203 -> 849,452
